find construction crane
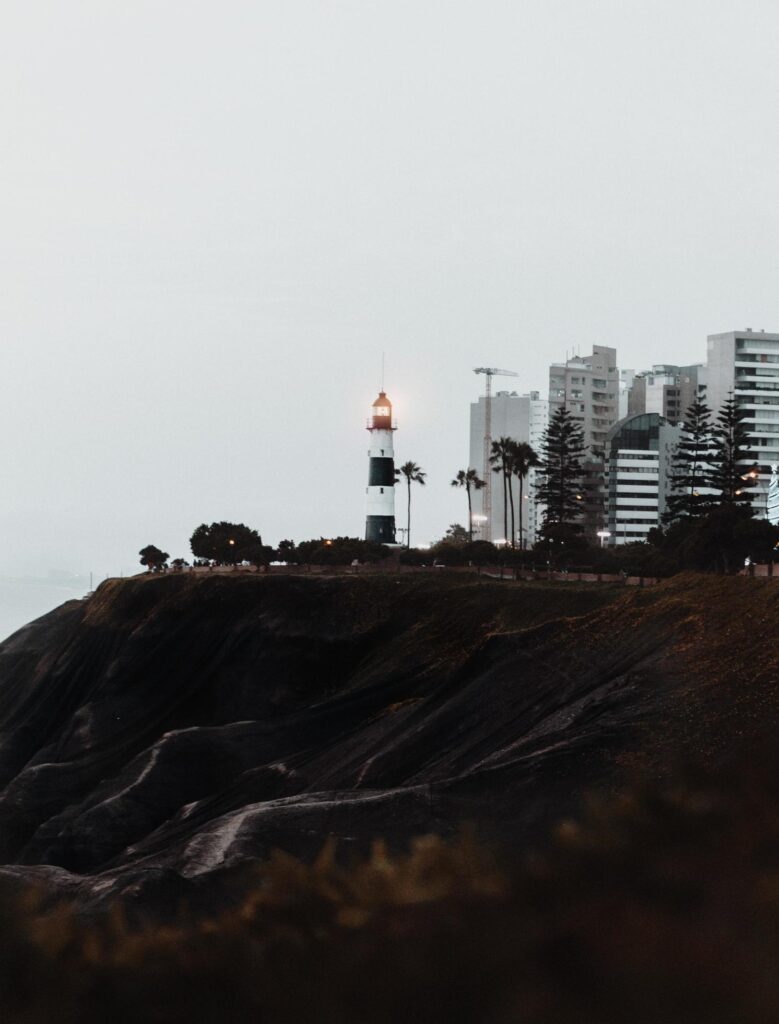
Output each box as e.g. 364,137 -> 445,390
473,367 -> 519,542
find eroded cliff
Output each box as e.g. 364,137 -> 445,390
0,571 -> 774,909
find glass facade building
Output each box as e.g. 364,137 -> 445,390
605,413 -> 680,545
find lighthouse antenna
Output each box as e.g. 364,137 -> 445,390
381,351 -> 385,392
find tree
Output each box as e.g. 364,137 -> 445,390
708,396 -> 758,509
275,539 -> 296,562
451,468 -> 485,542
489,438 -> 514,546
510,441 -> 540,550
139,545 -> 169,572
395,461 -> 426,549
295,537 -> 388,565
665,396 -> 715,522
190,522 -> 264,564
443,523 -> 469,546
242,540 -> 271,570
535,407 -> 586,533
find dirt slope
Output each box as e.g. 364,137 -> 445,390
0,571 -> 775,908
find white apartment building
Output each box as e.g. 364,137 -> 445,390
605,413 -> 680,545
619,369 -> 635,419
627,364 -> 707,425
707,329 -> 779,518
548,346 -> 619,452
469,390 -> 549,547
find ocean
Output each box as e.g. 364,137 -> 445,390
0,579 -> 91,643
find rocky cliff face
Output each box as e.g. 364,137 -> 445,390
0,572 -> 775,910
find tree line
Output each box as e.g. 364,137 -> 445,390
138,394 -> 776,576
448,393 -> 776,572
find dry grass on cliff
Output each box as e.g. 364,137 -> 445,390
5,755 -> 779,1024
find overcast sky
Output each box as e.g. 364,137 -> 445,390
2,0 -> 778,575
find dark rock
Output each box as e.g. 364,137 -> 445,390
0,571 -> 773,910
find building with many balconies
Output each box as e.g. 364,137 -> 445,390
706,329 -> 779,518
627,364 -> 707,425
548,346 -> 619,537
604,413 -> 681,545
468,390 -> 549,546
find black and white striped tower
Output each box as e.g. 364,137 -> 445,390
365,391 -> 397,543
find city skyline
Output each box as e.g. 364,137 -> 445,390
2,2 -> 779,577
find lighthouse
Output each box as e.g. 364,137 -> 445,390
365,391 -> 397,543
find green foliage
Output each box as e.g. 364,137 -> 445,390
535,406 -> 586,533
539,523 -> 588,551
708,396 -> 758,506
442,523 -> 469,546
488,439 -> 541,549
489,437 -> 515,546
510,440 -> 540,550
662,504 -> 778,573
294,537 -> 389,565
139,545 -> 169,571
189,522 -> 267,565
665,395 -> 714,521
581,539 -> 680,578
451,468 -> 485,542
274,539 -> 296,561
396,461 -> 426,549
400,540 -> 500,566
8,759 -> 779,1023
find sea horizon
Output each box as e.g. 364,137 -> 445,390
0,577 -> 91,643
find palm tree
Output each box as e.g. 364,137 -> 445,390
451,468 -> 486,542
396,461 -> 427,548
489,438 -> 514,546
510,441 -> 541,550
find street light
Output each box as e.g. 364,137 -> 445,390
597,529 -> 612,548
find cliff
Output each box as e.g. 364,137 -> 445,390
0,571 -> 775,910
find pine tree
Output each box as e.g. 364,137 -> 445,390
664,396 -> 715,522
535,406 -> 586,532
708,396 -> 758,508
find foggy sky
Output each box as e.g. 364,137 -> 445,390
2,0 -> 778,576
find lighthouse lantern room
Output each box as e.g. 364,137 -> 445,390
365,391 -> 397,543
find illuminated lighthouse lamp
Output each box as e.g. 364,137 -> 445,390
365,391 -> 398,544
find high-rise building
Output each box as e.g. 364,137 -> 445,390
469,390 -> 549,547
548,346 -> 620,449
706,329 -> 779,517
605,413 -> 681,545
548,346 -> 620,537
619,369 -> 635,419
627,364 -> 707,425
